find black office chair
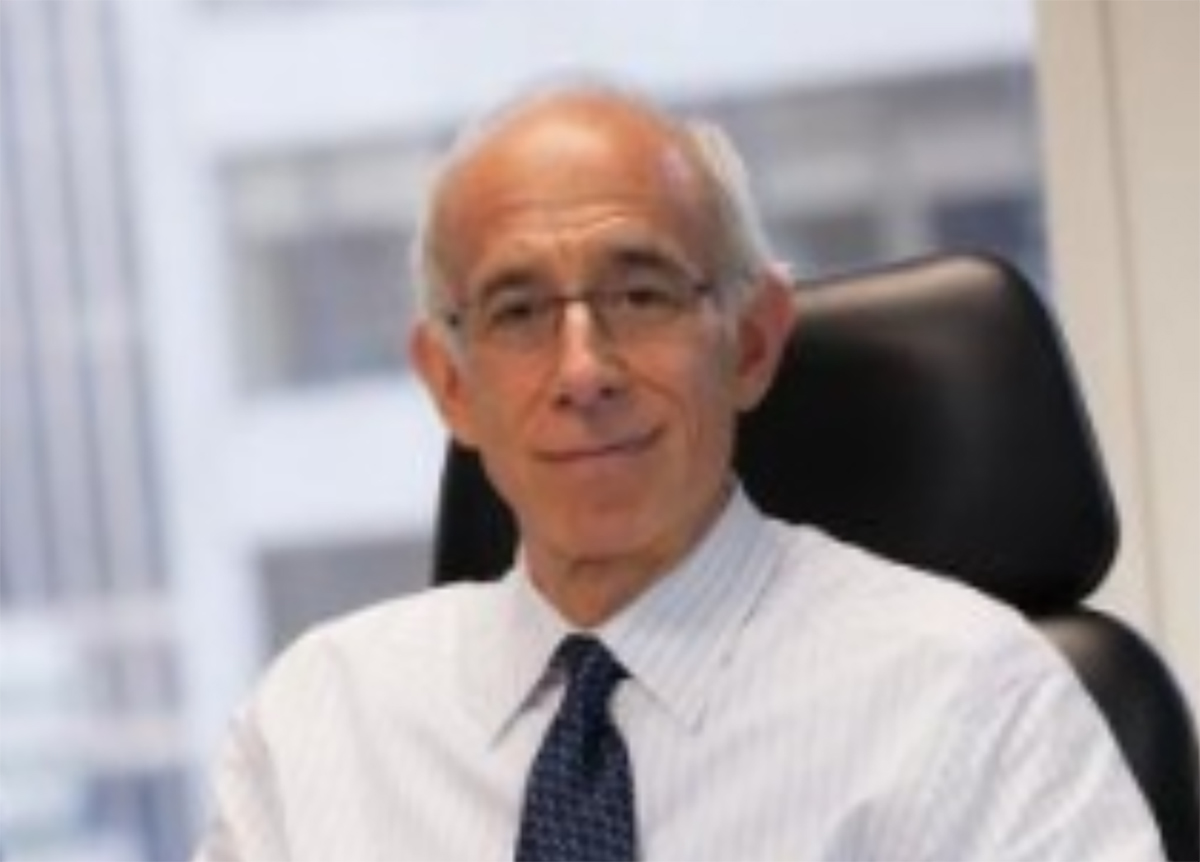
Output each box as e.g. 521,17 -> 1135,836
430,252 -> 1199,859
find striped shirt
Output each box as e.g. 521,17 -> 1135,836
195,489 -> 1163,861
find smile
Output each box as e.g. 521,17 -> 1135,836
540,428 -> 660,463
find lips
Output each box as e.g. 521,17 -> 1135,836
538,427 -> 660,463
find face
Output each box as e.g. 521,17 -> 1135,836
413,98 -> 793,584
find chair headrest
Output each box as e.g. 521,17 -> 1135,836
737,252 -> 1117,612
433,253 -> 1118,613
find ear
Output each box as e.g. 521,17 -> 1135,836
410,322 -> 479,448
733,266 -> 797,412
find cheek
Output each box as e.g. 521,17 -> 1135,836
467,390 -> 520,443
461,367 -> 546,454
657,342 -> 741,457
460,384 -> 536,508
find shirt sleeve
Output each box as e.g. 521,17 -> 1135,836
193,706 -> 290,862
911,628 -> 1166,861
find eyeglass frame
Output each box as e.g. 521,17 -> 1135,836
439,275 -> 718,356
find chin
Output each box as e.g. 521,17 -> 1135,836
542,502 -> 662,560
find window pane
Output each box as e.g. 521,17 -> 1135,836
932,192 -> 1049,292
258,537 -> 432,655
240,227 -> 411,388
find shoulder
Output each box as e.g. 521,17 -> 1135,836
766,522 -> 1027,628
756,525 -> 1161,858
759,521 -> 1066,685
752,522 -> 1117,772
249,581 -> 500,714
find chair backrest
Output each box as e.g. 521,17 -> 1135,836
430,252 -> 1198,859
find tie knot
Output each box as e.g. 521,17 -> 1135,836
555,635 -> 627,711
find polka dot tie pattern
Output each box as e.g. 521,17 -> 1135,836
515,635 -> 637,861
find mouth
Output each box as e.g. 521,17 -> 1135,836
539,428 -> 661,464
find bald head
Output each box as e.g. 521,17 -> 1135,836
411,82 -> 779,323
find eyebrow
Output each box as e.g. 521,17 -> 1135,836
472,267 -> 545,302
466,234 -> 701,301
610,247 -> 680,273
603,236 -> 700,280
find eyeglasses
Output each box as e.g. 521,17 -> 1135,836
444,274 -> 713,354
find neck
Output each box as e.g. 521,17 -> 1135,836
523,483 -> 733,628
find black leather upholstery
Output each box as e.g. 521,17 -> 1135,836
737,254 -> 1113,613
430,252 -> 1198,859
1041,611 -> 1199,858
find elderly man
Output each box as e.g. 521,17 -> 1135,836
195,83 -> 1161,861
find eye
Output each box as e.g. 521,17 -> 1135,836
615,277 -> 686,315
480,293 -> 556,338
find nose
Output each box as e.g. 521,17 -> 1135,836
550,300 -> 626,410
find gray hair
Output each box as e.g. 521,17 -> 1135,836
409,80 -> 784,329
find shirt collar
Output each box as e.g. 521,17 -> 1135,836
459,486 -> 779,744
600,488 -> 777,732
460,566 -> 570,746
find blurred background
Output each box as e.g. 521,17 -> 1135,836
2,1 -> 1192,860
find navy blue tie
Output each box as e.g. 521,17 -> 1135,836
516,635 -> 637,861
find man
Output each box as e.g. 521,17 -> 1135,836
195,82 -> 1162,860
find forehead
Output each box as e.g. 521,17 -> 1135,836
432,99 -> 717,295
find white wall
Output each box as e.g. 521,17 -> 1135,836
1037,0 -> 1199,707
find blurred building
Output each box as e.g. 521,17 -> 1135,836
1,4 -> 185,859
0,1 -> 1040,857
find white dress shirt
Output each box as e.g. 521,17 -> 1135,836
195,489 -> 1163,861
